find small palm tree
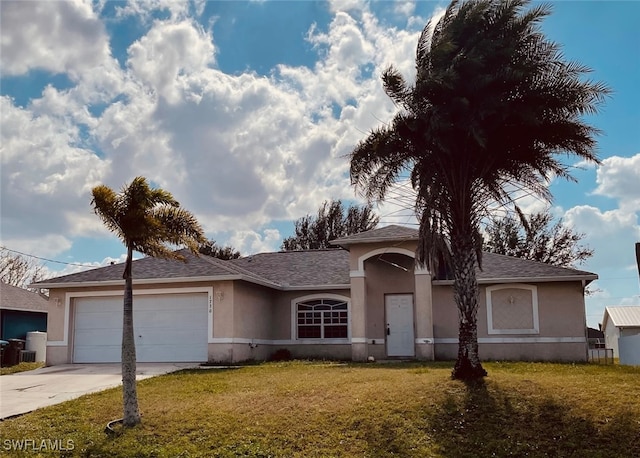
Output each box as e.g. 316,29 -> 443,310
91,176 -> 205,426
350,0 -> 609,379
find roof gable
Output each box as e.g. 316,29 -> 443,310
331,225 -> 418,246
604,306 -> 640,328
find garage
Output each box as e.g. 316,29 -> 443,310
73,293 -> 208,363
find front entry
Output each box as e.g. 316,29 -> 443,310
385,294 -> 415,357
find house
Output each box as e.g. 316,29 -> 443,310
33,225 -> 597,366
587,326 -> 605,349
0,282 -> 49,341
602,306 -> 640,359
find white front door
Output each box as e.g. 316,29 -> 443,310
385,294 -> 415,357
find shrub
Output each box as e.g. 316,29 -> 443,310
269,349 -> 292,362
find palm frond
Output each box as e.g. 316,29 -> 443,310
91,185 -> 126,243
382,66 -> 410,109
349,0 -> 609,273
91,177 -> 204,264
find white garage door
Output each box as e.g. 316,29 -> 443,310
73,293 -> 208,363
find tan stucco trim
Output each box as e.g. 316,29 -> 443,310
356,246 -> 417,273
486,284 -> 539,335
34,274 -> 279,290
433,275 -> 598,285
434,337 -> 586,344
416,338 -> 435,344
282,284 -> 350,291
210,337 -> 353,345
37,277 -> 347,292
330,235 -> 419,248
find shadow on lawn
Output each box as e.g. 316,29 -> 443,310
427,379 -> 640,458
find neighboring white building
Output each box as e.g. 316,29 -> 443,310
602,306 -> 640,358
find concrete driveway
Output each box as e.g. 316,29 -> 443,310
0,363 -> 198,419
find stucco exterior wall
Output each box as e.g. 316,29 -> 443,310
535,282 -> 586,337
431,286 -> 459,339
46,290 -> 66,342
232,282 -> 274,340
432,281 -> 587,361
435,343 -> 587,361
42,266 -> 589,364
364,254 -> 416,341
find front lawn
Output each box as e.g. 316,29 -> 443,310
1,361 -> 639,457
0,361 -> 44,376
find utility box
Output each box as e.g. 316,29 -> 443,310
19,350 -> 36,363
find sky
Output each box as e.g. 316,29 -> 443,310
1,0 -> 638,329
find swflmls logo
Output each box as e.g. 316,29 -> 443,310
3,439 -> 75,451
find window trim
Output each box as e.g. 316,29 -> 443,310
290,293 -> 351,343
486,284 -> 539,335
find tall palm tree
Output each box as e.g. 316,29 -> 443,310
91,176 -> 205,426
350,0 -> 609,379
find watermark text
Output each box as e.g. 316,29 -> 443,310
3,439 -> 75,452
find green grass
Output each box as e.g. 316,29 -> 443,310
1,361 -> 639,457
0,361 -> 44,375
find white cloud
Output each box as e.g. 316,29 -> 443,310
114,0 -> 192,21
1,235 -> 73,259
0,0 -> 445,269
564,205 -> 639,271
327,0 -> 367,15
593,153 -> 640,211
229,229 -> 282,255
127,20 -> 216,103
0,97 -> 110,242
394,1 -> 416,17
0,0 -> 110,78
41,253 -> 129,280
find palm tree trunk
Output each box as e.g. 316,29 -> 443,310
122,245 -> 141,426
451,237 -> 487,380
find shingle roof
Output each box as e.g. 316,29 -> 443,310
587,327 -> 604,339
33,250 -> 239,285
32,249 -> 350,289
229,249 -> 350,287
0,282 -> 49,311
474,252 -> 597,282
604,306 -> 640,328
33,224 -> 596,289
331,225 -> 419,246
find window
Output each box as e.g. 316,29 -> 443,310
297,298 -> 348,339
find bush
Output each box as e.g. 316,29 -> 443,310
269,349 -> 292,362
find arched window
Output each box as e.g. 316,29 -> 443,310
296,298 -> 348,339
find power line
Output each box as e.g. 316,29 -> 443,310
0,246 -> 96,267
